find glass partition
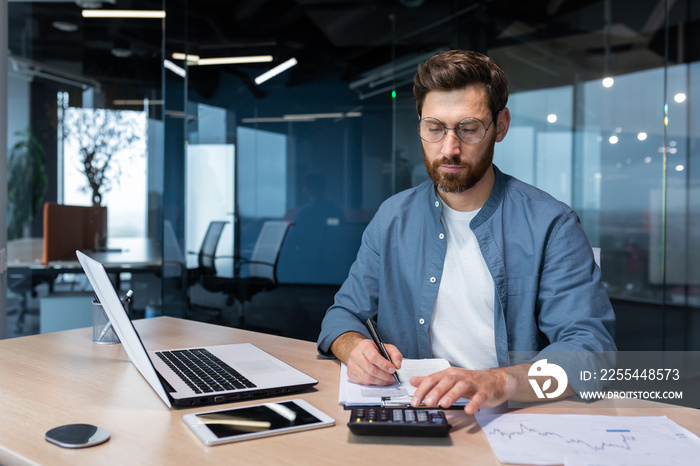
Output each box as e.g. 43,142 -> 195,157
5,0 -> 700,349
5,1 -> 164,336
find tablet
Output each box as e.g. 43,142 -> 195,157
183,399 -> 335,446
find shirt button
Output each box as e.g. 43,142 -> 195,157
419,318 -> 425,325
439,233 -> 445,240
434,201 -> 440,208
430,277 -> 437,283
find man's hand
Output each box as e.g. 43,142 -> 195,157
330,331 -> 403,386
410,367 -> 508,415
410,363 -> 576,415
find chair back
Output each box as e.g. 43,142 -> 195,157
592,247 -> 601,268
249,220 -> 293,282
198,221 -> 228,273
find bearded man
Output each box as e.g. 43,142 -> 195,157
317,50 -> 616,414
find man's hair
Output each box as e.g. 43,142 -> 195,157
413,50 -> 509,118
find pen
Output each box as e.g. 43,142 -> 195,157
97,289 -> 133,342
365,318 -> 401,385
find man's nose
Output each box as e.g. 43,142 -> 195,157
440,129 -> 461,156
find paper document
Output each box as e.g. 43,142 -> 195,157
339,358 -> 467,407
476,412 -> 700,465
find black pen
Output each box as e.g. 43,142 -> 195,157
365,318 -> 401,385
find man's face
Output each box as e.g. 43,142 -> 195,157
420,86 -> 497,194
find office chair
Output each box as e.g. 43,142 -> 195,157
185,220 -> 229,322
186,221 -> 228,285
592,247 -> 601,268
228,220 -> 293,326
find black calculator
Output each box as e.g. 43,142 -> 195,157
347,407 -> 452,437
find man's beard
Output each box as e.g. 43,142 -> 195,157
422,135 -> 496,194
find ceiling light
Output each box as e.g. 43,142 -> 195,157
111,48 -> 132,58
637,132 -> 648,141
82,10 -> 166,19
284,113 -> 344,120
674,93 -> 687,103
609,135 -> 618,144
241,111 -> 362,124
172,53 -> 200,62
164,60 -> 186,78
676,165 -> 685,172
196,55 -> 273,66
547,113 -> 557,123
76,1 -> 106,8
255,58 -> 298,85
52,21 -> 78,32
602,77 -> 614,88
113,99 -> 164,106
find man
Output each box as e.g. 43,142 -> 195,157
317,50 -> 616,415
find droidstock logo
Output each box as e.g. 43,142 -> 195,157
528,359 -> 568,399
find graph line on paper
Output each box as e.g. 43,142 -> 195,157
475,413 -> 700,466
486,422 -> 637,452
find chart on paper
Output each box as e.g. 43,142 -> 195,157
475,413 -> 700,466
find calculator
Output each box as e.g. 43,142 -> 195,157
347,407 -> 452,437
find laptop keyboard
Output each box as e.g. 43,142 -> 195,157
156,348 -> 257,394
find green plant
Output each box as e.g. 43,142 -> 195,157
7,128 -> 47,239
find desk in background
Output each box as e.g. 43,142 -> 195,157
1,317 -> 700,465
6,237 -> 164,333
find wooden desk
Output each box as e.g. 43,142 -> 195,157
1,317 -> 699,465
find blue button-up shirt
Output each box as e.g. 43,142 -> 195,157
318,165 -> 616,377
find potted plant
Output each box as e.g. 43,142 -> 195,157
62,108 -> 143,206
7,128 -> 47,239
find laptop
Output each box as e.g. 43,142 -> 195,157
76,250 -> 318,408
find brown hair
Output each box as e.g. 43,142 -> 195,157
413,50 -> 509,118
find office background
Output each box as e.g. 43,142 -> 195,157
1,0 -> 698,349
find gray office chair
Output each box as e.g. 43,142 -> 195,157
592,247 -> 601,268
185,220 -> 229,322
186,220 -> 229,285
228,220 -> 294,326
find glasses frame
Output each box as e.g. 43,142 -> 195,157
417,114 -> 498,145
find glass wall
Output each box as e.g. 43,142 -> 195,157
5,0 -> 700,348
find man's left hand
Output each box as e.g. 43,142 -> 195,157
410,367 -> 508,415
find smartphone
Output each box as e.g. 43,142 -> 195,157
183,399 -> 335,446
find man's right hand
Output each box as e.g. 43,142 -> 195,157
330,331 -> 403,386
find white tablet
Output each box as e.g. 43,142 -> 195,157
183,399 -> 335,446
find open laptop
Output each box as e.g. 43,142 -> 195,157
76,250 -> 318,408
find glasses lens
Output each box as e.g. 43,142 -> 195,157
418,119 -> 445,142
456,119 -> 486,144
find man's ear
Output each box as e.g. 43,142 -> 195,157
495,107 -> 511,143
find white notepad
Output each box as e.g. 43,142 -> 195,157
338,358 -> 468,407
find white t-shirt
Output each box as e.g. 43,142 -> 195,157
428,203 -> 499,370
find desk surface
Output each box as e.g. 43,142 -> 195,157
1,317 -> 699,466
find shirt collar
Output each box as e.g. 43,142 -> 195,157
426,164 -> 505,228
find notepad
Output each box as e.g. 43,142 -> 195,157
338,358 -> 468,407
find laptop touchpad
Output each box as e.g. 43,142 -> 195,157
238,360 -> 285,374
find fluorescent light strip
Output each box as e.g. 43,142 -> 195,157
172,53 -> 200,62
241,112 -> 362,123
196,55 -> 273,66
163,59 -> 186,78
255,58 -> 298,85
284,113 -> 344,120
82,10 -> 166,19
113,99 -> 164,106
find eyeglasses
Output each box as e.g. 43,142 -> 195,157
417,116 -> 497,144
